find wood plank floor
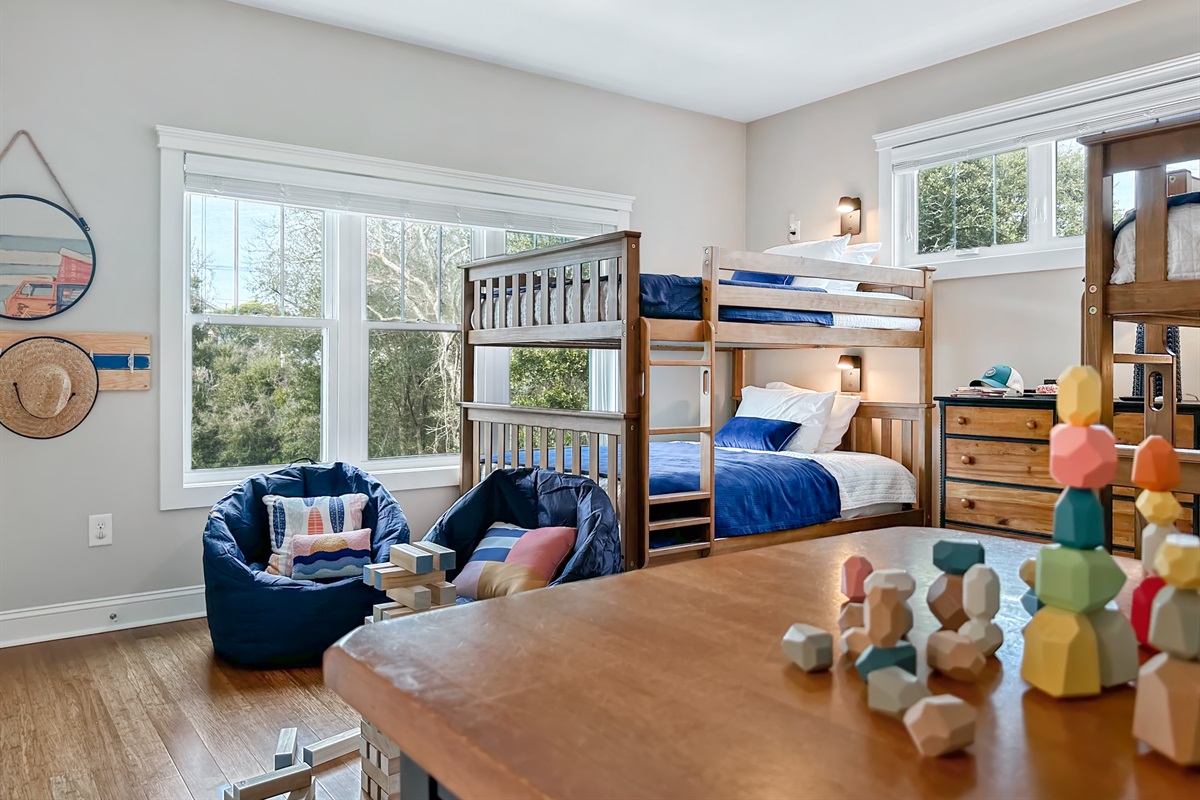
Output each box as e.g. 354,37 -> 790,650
0,619 -> 364,799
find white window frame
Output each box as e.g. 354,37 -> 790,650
875,55 -> 1200,280
158,127 -> 632,510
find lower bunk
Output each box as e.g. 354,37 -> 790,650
462,401 -> 931,568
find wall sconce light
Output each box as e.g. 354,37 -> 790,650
837,196 -> 861,236
838,354 -> 862,393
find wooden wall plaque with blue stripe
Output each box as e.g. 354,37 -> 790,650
0,332 -> 150,390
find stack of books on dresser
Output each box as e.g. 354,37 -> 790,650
949,385 -> 1015,399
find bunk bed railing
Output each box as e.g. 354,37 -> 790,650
712,250 -> 928,289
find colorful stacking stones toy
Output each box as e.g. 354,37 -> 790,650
1129,435 -> 1184,648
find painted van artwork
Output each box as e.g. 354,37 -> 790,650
0,234 -> 94,318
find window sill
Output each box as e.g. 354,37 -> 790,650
160,461 -> 460,511
908,245 -> 1084,281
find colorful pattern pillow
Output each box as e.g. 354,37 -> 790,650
456,522 -> 576,601
290,528 -> 372,580
262,493 -> 369,576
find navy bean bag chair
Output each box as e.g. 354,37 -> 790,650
203,462 -> 408,667
423,468 -> 622,595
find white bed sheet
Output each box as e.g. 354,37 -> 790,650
1111,202 -> 1200,283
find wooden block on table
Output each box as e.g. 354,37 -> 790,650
428,580 -> 456,606
1022,606 -> 1101,698
1140,523 -> 1173,573
284,786 -> 312,800
958,618 -> 1004,657
1149,585 -> 1200,660
1018,557 -> 1037,589
389,543 -> 435,574
274,727 -> 298,770
302,728 -> 359,767
1154,533 -> 1200,589
855,641 -> 917,682
863,568 -> 916,601
1036,545 -> 1126,613
412,540 -> 457,571
1087,607 -> 1139,688
780,623 -> 834,672
838,602 -> 864,633
864,584 -> 911,648
1131,575 -> 1166,648
362,770 -> 385,800
903,695 -> 976,757
363,615 -> 373,626
1053,488 -> 1105,550
840,627 -> 869,660
1133,652 -> 1200,767
386,585 -> 432,611
373,602 -> 402,622
230,763 -> 312,800
867,665 -> 929,718
932,539 -> 985,575
361,752 -> 401,795
926,630 -> 985,681
1132,435 -> 1182,492
926,572 -> 968,630
372,565 -> 447,591
1049,423 -> 1117,490
962,563 -> 1000,620
1055,365 -> 1101,427
841,555 -> 873,602
361,719 -> 402,760
1136,491 -> 1183,527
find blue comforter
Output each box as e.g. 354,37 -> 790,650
639,274 -> 833,325
497,441 -> 840,538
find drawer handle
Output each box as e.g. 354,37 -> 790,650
956,416 -> 967,425
960,498 -> 974,509
960,455 -> 973,465
1026,420 -> 1038,430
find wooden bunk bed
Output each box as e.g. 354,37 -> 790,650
458,231 -> 934,570
1080,114 -> 1200,555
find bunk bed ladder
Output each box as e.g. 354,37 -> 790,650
641,319 -> 717,565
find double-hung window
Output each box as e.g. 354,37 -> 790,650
159,128 -> 632,509
877,56 -> 1200,279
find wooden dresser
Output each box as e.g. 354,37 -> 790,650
937,395 -> 1198,552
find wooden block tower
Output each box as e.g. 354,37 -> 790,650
362,541 -> 457,624
1133,533 -> 1200,766
1129,435 -> 1182,648
855,569 -> 918,680
1021,365 -> 1137,699
839,555 -> 873,659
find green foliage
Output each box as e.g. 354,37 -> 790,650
509,347 -> 589,411
917,149 -> 1028,254
1055,141 -> 1087,238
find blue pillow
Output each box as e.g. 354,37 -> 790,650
715,416 -> 801,451
730,271 -> 791,285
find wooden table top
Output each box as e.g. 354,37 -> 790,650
325,528 -> 1200,800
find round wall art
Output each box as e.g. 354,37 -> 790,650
0,194 -> 96,320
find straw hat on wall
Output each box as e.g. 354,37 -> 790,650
0,337 -> 98,439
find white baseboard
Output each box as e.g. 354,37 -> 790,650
0,585 -> 207,648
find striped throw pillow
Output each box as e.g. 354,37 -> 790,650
262,493 -> 369,576
290,528 -> 372,581
456,521 -> 576,600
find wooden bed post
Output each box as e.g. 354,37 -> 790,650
622,233 -> 645,571
1083,141 -> 1116,551
459,266 -> 477,496
915,267 -> 935,525
731,348 -> 745,413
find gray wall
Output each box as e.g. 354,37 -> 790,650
0,0 -> 746,612
744,0 -> 1200,400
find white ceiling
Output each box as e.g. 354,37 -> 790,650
227,0 -> 1138,122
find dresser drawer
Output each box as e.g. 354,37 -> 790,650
944,481 -> 1056,535
945,439 -> 1053,488
1112,487 -> 1195,550
944,406 -> 1052,440
1113,413 -> 1195,447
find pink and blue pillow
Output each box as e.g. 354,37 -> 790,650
455,522 -> 576,600
290,528 -> 372,580
262,493 -> 369,576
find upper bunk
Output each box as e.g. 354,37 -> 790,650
462,231 -> 933,351
1080,114 -> 1200,328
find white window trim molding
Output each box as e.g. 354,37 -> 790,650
158,126 -> 633,510
874,54 -> 1200,280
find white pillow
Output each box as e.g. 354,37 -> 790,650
766,381 -> 861,454
736,385 -> 836,454
842,242 -> 882,265
766,235 -> 858,292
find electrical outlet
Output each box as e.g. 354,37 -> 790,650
89,514 -> 113,547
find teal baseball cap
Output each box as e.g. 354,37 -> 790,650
970,365 -> 1024,393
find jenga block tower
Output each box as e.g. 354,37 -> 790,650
959,564 -> 1003,657
1129,437 -> 1187,649
856,571 -> 917,680
362,540 -> 457,623
927,630 -> 986,681
781,623 -> 834,673
1022,365 -> 1134,700
1132,653 -> 1200,766
903,695 -> 976,757
867,666 -> 930,718
360,719 -> 402,799
927,539 -> 983,633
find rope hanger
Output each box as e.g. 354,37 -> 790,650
0,129 -> 88,230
